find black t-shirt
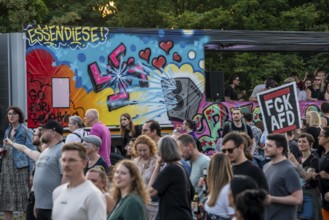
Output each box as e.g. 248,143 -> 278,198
225,85 -> 238,100
222,122 -> 254,140
302,153 -> 319,190
306,126 -> 322,156
310,87 -> 322,99
288,140 -> 302,160
232,160 -> 269,191
319,152 -> 329,210
153,164 -> 193,220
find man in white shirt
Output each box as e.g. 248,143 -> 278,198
52,143 -> 106,220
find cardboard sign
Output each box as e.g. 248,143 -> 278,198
257,82 -> 301,134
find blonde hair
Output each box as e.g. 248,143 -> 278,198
207,153 -> 233,207
307,111 -> 321,127
133,135 -> 157,157
111,160 -> 150,204
87,166 -> 109,192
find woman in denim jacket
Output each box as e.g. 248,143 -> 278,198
0,106 -> 36,220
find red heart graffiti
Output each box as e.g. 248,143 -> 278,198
139,48 -> 151,62
152,55 -> 166,70
173,52 -> 182,62
159,41 -> 173,54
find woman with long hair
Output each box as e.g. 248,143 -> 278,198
288,133 -> 322,220
0,106 -> 36,220
108,160 -> 150,220
306,111 -> 322,156
148,136 -> 193,220
120,113 -> 141,156
133,135 -> 158,220
299,79 -> 312,101
125,138 -> 137,160
204,153 -> 234,220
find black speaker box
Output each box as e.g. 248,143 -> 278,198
205,71 -> 224,100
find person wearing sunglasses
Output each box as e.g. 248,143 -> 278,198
224,74 -> 245,102
307,76 -> 323,101
221,132 -> 268,192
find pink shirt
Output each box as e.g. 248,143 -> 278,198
90,122 -> 111,166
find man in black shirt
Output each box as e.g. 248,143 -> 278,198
224,74 -> 245,101
222,132 -> 268,191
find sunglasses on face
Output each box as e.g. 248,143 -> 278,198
221,146 -> 237,154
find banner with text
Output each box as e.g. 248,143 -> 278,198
257,82 -> 301,134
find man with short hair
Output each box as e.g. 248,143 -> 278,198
321,102 -> 329,127
33,120 -> 64,220
142,120 -> 161,144
224,74 -> 245,101
263,134 -> 303,220
52,143 -> 106,220
84,109 -> 111,166
222,109 -> 254,142
177,134 -> 209,198
221,132 -> 268,191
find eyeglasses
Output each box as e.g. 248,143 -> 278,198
222,146 -> 237,154
7,113 -> 18,116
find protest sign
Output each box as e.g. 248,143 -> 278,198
257,82 -> 301,134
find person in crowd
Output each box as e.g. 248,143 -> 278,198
228,175 -> 259,208
0,106 -> 36,220
307,75 -> 323,101
82,135 -> 109,174
142,120 -> 161,145
86,167 -> 115,215
321,102 -> 329,128
222,132 -> 268,191
288,133 -> 322,220
65,116 -> 88,143
314,127 -> 329,219
120,113 -> 141,156
108,160 -> 150,220
33,119 -> 64,220
179,119 -> 202,152
222,108 -> 254,142
148,136 -> 193,220
286,131 -> 302,160
299,78 -> 312,101
132,135 -> 158,220
315,69 -> 326,91
5,127 -> 44,220
290,72 -> 304,89
306,111 -> 322,156
263,134 -> 303,220
125,138 -> 137,160
249,78 -> 278,101
244,112 -> 262,156
320,81 -> 329,101
284,76 -> 300,94
52,143 -> 106,220
203,153 -> 234,220
133,135 -> 158,185
235,189 -> 267,220
85,109 -> 111,166
225,74 -> 245,101
177,134 -> 210,200
239,132 -> 254,160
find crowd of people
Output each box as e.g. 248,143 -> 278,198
225,69 -> 329,102
1,100 -> 329,220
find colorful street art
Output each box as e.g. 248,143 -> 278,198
24,25 -> 326,151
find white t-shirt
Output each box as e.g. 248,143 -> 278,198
204,184 -> 235,218
52,180 -> 106,220
65,128 -> 88,144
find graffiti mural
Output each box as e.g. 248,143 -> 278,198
25,25 -> 326,151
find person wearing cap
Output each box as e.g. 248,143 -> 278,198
33,119 -> 65,220
52,143 -> 106,220
82,135 -> 109,174
84,109 -> 111,166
